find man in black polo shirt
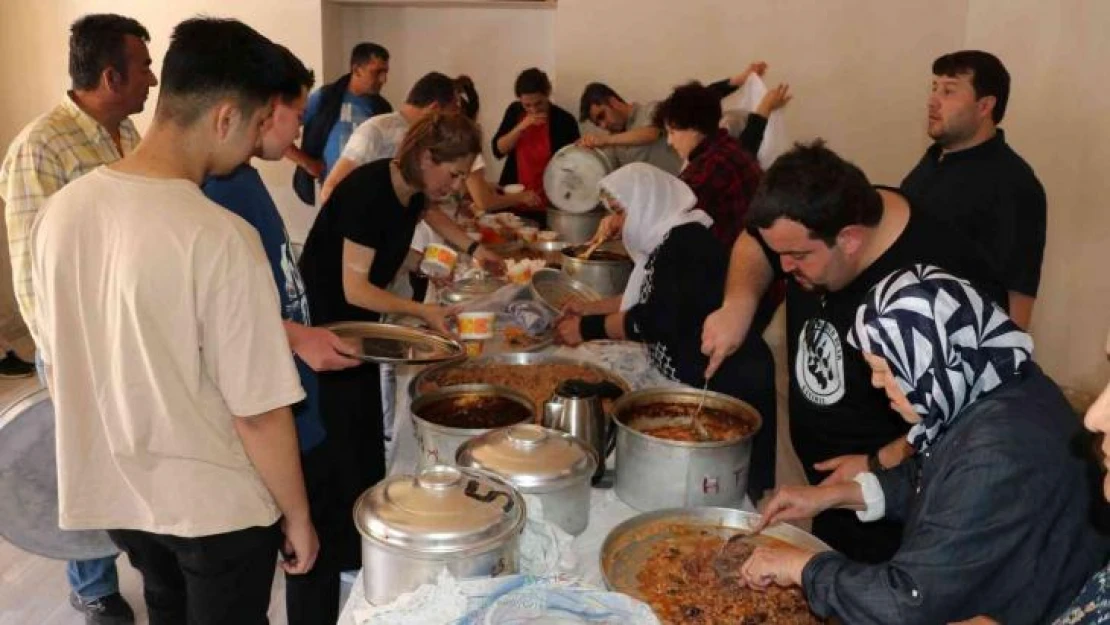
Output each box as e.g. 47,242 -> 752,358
901,50 -> 1046,329
701,141 -> 1005,562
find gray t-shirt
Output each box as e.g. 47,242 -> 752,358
604,101 -> 682,174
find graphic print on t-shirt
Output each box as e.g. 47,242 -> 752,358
795,318 -> 845,406
280,238 -> 310,324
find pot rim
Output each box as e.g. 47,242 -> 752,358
611,387 -> 762,448
410,384 -> 535,435
355,508 -> 525,558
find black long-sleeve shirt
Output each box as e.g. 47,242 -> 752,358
802,363 -> 1108,625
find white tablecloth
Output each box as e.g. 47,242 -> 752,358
337,342 -> 752,625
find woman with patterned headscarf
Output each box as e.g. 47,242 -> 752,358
731,265 -> 1107,624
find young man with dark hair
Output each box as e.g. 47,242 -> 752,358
288,41 -> 391,203
319,71 -> 460,202
203,45 -> 362,625
31,18 -> 318,624
700,141 -> 1005,563
901,50 -> 1046,329
0,12 -> 157,623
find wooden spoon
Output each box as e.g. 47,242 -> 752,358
577,237 -> 605,260
690,378 -> 712,441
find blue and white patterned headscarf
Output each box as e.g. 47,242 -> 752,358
847,265 -> 1033,453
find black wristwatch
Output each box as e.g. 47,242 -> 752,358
465,241 -> 480,256
867,453 -> 884,473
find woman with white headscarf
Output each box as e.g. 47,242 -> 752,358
554,162 -> 777,501
734,265 -> 1107,625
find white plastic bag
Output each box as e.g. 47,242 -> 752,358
720,74 -> 791,169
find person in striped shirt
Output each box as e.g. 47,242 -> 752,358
0,13 -> 157,625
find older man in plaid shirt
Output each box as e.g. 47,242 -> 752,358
0,13 -> 156,625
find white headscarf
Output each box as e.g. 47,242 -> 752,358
598,163 -> 713,311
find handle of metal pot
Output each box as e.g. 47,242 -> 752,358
603,415 -> 617,462
464,479 -> 516,513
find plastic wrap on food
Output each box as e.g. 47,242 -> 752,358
505,300 -> 553,336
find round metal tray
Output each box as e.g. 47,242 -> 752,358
601,507 -> 831,608
326,321 -> 464,365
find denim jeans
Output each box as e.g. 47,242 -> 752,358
35,350 -> 121,601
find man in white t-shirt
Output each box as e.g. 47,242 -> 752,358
318,71 -> 459,202
31,19 -> 318,624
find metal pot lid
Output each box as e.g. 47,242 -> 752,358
456,424 -> 597,493
543,145 -> 613,214
354,465 -> 525,554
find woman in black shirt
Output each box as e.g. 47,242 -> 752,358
554,162 -> 777,502
298,112 -> 482,571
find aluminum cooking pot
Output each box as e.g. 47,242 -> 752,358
354,465 -> 525,605
457,424 -> 597,535
610,388 -> 762,511
410,384 -> 534,469
560,241 -> 633,297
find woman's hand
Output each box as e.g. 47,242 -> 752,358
949,618 -> 1000,625
554,314 -> 584,346
755,484 -> 846,532
814,454 -> 869,486
755,83 -> 793,117
739,544 -> 815,590
510,190 -> 542,208
420,304 -> 458,336
594,212 -> 626,243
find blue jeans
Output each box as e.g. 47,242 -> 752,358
35,351 -> 121,601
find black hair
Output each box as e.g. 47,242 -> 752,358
68,13 -> 150,91
652,81 -> 721,136
350,42 -> 389,67
578,82 -> 624,122
455,75 -> 480,121
405,72 -> 458,108
747,140 -> 883,246
275,45 -> 315,103
932,50 -> 1010,124
514,68 -> 552,97
156,18 -> 292,125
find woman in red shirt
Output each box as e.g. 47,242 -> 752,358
491,68 -> 581,226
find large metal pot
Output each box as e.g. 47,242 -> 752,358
560,241 -> 633,297
611,388 -> 762,511
355,465 -> 525,605
411,384 -> 534,468
456,424 -> 597,535
546,207 -> 605,245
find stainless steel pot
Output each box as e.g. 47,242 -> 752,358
611,388 -> 762,511
560,242 -> 633,297
410,384 -> 534,469
456,424 -> 597,535
547,207 -> 604,245
355,465 -> 525,605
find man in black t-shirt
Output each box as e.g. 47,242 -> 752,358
901,50 -> 1045,329
701,141 -> 1004,562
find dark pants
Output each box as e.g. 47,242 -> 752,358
317,363 -> 386,572
285,443 -> 343,625
108,523 -> 281,625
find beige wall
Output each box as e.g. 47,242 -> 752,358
329,3 -> 556,181
964,0 -> 1110,394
